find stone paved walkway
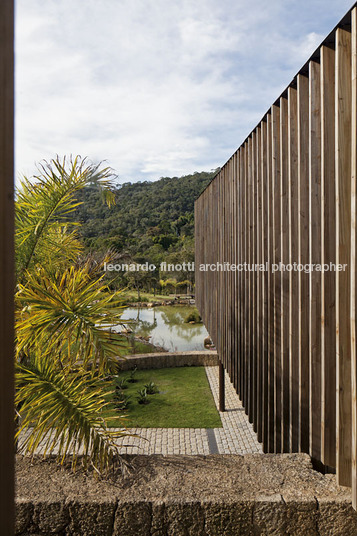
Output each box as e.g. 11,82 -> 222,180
115,366 -> 263,455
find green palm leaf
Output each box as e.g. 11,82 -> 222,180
16,263 -> 127,372
16,358 -> 128,471
16,155 -> 115,280
14,156 -> 134,472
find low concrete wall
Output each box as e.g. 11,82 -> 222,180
15,453 -> 357,535
117,350 -> 218,370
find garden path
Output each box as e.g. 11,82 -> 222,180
114,366 -> 263,455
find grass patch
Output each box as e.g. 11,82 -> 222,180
106,367 -> 222,428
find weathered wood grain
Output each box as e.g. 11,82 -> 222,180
0,1 -> 14,533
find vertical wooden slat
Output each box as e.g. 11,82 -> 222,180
336,27 -> 352,488
252,131 -> 258,429
243,143 -> 248,410
231,156 -> 235,390
256,127 -> 263,443
0,1 -> 14,533
272,104 -> 282,452
351,7 -> 357,508
309,59 -> 322,462
247,138 -> 253,419
280,96 -> 290,452
321,44 -> 336,468
239,148 -> 245,400
267,112 -> 275,452
247,136 -> 254,422
288,86 -> 300,452
261,119 -> 269,451
237,149 -> 241,397
298,73 -> 310,454
232,151 -> 240,393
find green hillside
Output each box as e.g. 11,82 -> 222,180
70,169 -> 218,294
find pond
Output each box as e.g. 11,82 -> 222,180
112,305 -> 210,352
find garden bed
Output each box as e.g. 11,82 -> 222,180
106,366 -> 222,428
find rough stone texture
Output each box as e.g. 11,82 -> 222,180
151,502 -> 206,536
67,501 -> 117,536
114,502 -> 152,536
15,453 -> 357,535
203,502 -> 253,536
317,499 -> 357,536
33,501 -> 69,533
253,496 -> 318,536
15,500 -> 33,535
117,351 -> 218,370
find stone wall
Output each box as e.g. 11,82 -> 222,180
15,453 -> 357,535
117,350 -> 219,370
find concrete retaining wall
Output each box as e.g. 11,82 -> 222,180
117,350 -> 218,370
15,454 -> 357,535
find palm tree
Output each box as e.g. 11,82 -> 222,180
15,156 -> 129,472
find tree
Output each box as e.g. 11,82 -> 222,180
15,156 -> 129,472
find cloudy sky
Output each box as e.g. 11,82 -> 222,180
15,0 -> 352,184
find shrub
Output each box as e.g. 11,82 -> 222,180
116,378 -> 128,390
144,381 -> 158,394
137,388 -> 149,404
114,392 -> 131,410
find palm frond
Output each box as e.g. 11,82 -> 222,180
16,358 -> 128,471
16,264 -> 127,372
16,155 -> 115,279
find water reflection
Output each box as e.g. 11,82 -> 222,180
112,306 -> 210,352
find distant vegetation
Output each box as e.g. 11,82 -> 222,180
69,170 -> 218,296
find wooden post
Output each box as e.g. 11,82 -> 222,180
297,73 -> 310,454
280,96 -> 290,453
336,27 -> 352,488
352,6 -> 357,509
320,44 -> 336,469
288,86 -> 299,453
0,0 -> 14,534
219,361 -> 225,412
309,59 -> 322,462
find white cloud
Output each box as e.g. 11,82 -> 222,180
15,0 -> 352,183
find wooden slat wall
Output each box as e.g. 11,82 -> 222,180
195,5 -> 357,506
0,0 -> 14,533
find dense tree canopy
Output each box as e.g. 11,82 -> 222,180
70,170 -> 218,293
71,170 -> 217,251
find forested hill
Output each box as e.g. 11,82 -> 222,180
71,170 -> 217,257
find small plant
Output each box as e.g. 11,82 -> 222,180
137,388 -> 149,405
128,366 -> 138,383
113,387 -> 131,410
144,381 -> 158,395
116,378 -> 128,390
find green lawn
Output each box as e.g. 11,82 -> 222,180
106,367 -> 222,428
